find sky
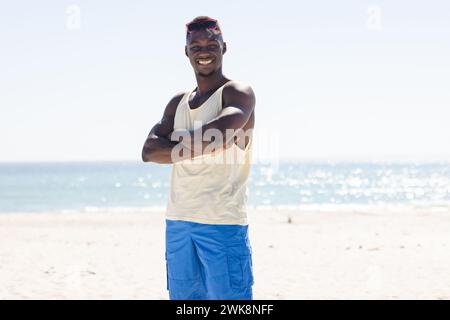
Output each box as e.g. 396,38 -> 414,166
1,0 -> 449,162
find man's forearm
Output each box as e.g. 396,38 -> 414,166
172,125 -> 236,158
143,134 -> 204,164
142,136 -> 178,164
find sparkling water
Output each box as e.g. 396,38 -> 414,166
0,161 -> 449,213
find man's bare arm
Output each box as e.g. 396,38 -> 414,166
171,82 -> 255,154
141,93 -> 184,164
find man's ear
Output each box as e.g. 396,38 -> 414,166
185,45 -> 188,57
222,42 -> 227,55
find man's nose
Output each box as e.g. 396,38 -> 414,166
198,46 -> 212,53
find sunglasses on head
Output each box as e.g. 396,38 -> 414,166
186,19 -> 219,33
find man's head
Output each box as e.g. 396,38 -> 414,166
185,16 -> 227,77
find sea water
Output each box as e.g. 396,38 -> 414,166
0,161 -> 449,213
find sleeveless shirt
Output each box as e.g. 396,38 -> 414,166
165,80 -> 253,225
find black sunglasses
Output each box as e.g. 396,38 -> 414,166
186,19 -> 219,33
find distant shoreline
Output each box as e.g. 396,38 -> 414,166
1,203 -> 450,215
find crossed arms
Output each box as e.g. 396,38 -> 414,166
141,82 -> 255,164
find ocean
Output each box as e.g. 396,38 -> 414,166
0,161 -> 450,213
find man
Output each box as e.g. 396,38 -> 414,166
142,16 -> 255,300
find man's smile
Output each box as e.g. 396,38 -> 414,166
196,57 -> 215,65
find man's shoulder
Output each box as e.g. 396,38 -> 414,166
222,80 -> 255,106
223,80 -> 253,95
164,91 -> 187,116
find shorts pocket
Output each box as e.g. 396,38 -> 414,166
227,254 -> 254,288
166,251 -> 201,288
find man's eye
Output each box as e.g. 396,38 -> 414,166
208,45 -> 218,50
191,46 -> 200,51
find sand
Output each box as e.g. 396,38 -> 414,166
1,206 -> 450,300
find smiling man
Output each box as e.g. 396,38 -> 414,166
142,16 -> 255,300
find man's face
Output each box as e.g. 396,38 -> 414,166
185,29 -> 227,77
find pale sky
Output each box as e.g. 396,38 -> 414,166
1,0 -> 449,162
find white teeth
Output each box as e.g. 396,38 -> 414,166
198,59 -> 213,65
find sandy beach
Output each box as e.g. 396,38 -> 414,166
1,206 -> 450,300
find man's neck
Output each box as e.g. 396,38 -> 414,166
194,70 -> 228,95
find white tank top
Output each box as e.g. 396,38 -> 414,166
165,80 -> 253,225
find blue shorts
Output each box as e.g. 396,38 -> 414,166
165,219 -> 254,300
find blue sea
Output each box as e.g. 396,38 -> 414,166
0,161 -> 450,213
